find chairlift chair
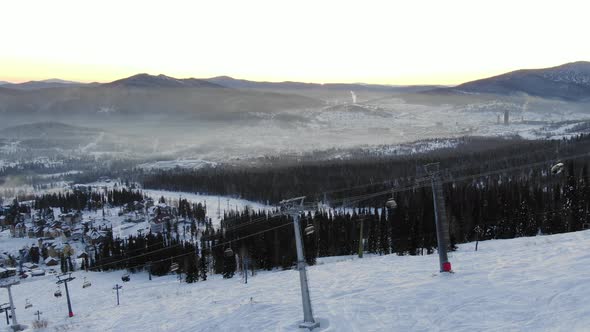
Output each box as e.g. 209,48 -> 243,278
121,273 -> 130,282
170,263 -> 179,272
551,162 -> 565,175
54,287 -> 62,298
224,247 -> 234,257
583,222 -> 590,230
304,224 -> 315,236
82,277 -> 92,288
386,198 -> 397,210
24,299 -> 32,309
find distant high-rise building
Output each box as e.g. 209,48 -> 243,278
504,110 -> 509,125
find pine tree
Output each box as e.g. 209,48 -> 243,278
29,246 -> 40,264
60,254 -> 67,273
199,255 -> 208,281
185,253 -> 199,283
222,254 -> 236,279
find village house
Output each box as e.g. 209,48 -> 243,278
44,257 -> 59,266
0,267 -> 17,279
71,230 -> 84,242
44,226 -> 64,239
22,262 -> 38,270
59,211 -> 82,225
84,229 -> 107,245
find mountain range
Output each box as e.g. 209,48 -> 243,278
104,74 -> 223,89
0,78 -> 89,90
0,74 -> 440,93
1,61 -> 589,101
0,61 -> 589,122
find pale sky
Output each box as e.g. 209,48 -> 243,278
1,0 -> 589,85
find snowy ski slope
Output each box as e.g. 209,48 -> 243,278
2,230 -> 590,331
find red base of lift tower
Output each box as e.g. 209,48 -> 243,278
442,262 -> 452,272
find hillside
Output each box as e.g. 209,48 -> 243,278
438,61 -> 590,101
0,83 -> 323,120
3,230 -> 590,331
0,122 -> 101,139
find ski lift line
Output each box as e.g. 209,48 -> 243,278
324,151 -> 590,207
94,241 -> 182,263
208,221 -> 293,250
88,152 -> 590,273
331,177 -> 434,204
111,207 -> 304,262
88,243 -> 188,271
479,206 -> 583,226
89,241 -> 188,268
121,222 -> 293,272
327,181 -> 433,208
413,142 -> 578,179
90,221 -> 295,272
439,151 -> 590,186
211,207 -> 316,243
218,205 -> 315,235
87,205 -> 572,276
220,201 -> 334,233
217,183 -> 411,232
320,175 -> 431,196
221,213 -> 282,233
317,146 -> 590,200
91,212 -> 287,272
209,206 -> 290,234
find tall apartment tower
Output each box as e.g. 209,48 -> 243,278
504,109 -> 509,125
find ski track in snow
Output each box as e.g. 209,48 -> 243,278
3,231 -> 590,331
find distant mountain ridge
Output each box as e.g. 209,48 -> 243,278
103,73 -> 224,89
0,78 -> 85,90
205,75 -> 442,93
438,61 -> 590,101
0,121 -> 100,138
0,74 -> 442,93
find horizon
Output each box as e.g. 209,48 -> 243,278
1,60 -> 588,86
2,0 -> 589,85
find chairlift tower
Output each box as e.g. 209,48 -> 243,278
113,284 -> 123,306
34,310 -> 43,321
424,163 -> 452,273
56,273 -> 76,317
0,303 -> 11,325
280,196 -> 320,330
0,279 -> 26,331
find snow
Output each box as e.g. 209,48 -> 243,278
36,171 -> 83,179
84,182 -> 274,228
0,231 -> 37,256
140,189 -> 273,226
137,159 -> 218,171
3,230 -> 590,331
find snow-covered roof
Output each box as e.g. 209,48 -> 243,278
44,257 -> 58,263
